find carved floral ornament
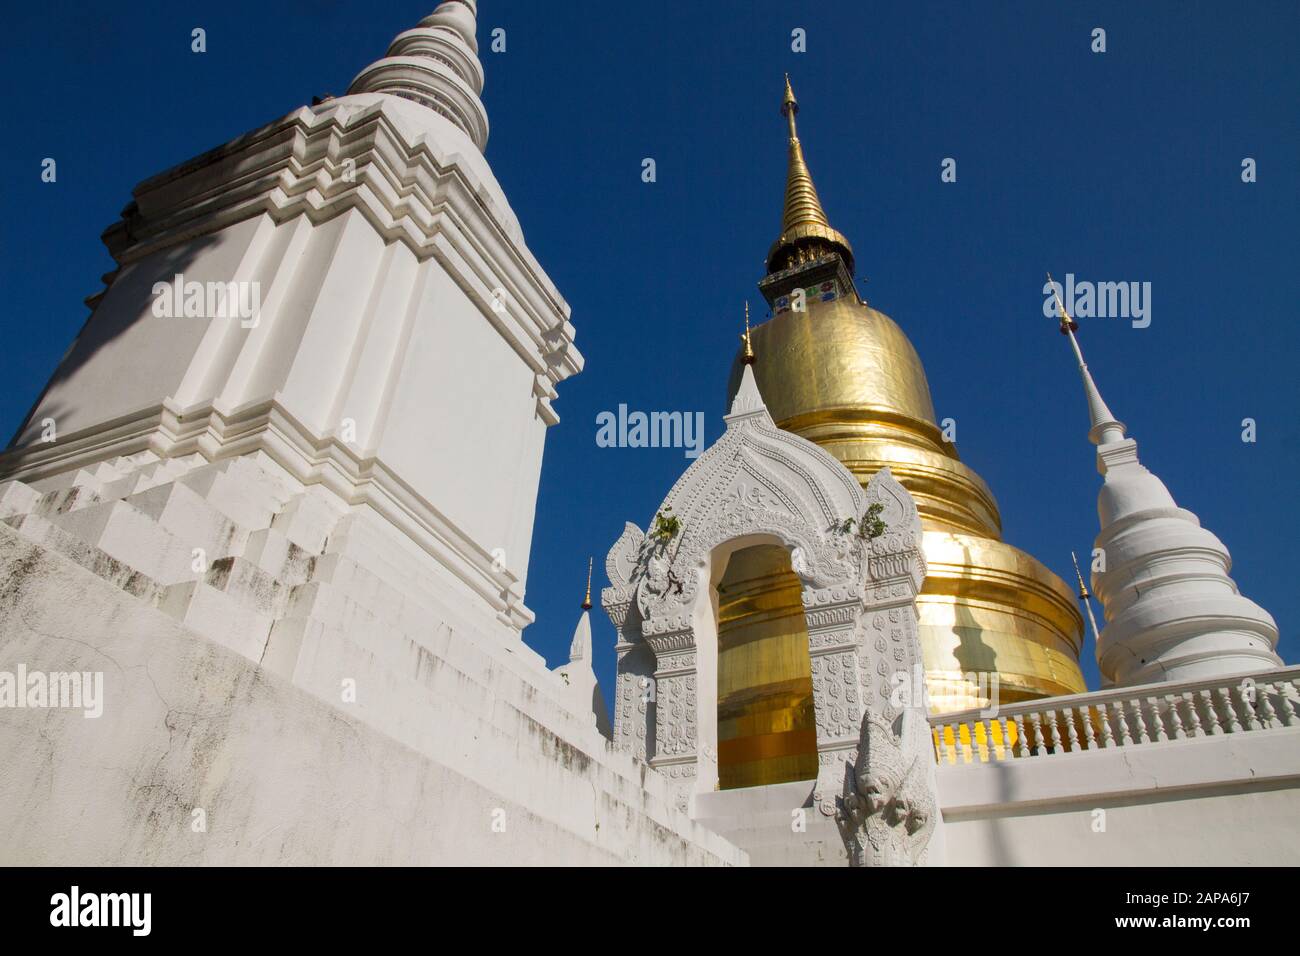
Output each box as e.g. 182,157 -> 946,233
603,388 -> 874,627
602,412 -> 924,641
602,370 -> 925,716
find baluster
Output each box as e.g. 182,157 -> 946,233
1182,692 -> 1205,737
1081,705 -> 1098,749
1219,687 -> 1243,733
1063,706 -> 1081,752
1146,696 -> 1168,742
1130,699 -> 1150,744
1245,683 -> 1263,731
997,717 -> 1013,760
1235,683 -> 1262,731
956,725 -> 969,764
1257,684 -> 1278,729
1099,704 -> 1116,747
1046,709 -> 1063,753
1111,701 -> 1133,746
1199,689 -> 1223,735
1029,713 -> 1045,756
1276,683 -> 1298,727
1014,715 -> 1029,757
1165,694 -> 1186,739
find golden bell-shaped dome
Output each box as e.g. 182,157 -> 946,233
726,297 -> 1087,711
726,297 -> 1003,540
721,78 -> 1087,716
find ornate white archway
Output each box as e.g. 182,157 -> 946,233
602,366 -> 927,812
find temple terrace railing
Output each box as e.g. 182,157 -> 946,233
929,665 -> 1300,765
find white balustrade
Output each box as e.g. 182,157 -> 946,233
930,666 -> 1300,765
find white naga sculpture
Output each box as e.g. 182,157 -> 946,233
836,708 -> 940,866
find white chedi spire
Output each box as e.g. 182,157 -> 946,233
553,559 -> 611,738
1064,318 -> 1126,446
570,556 -> 594,663
567,607 -> 593,664
1057,313 -> 1281,686
728,363 -> 766,418
347,1 -> 489,150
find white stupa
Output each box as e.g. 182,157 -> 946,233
0,1 -> 743,867
1054,289 -> 1281,685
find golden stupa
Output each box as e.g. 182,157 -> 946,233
720,78 -> 1086,746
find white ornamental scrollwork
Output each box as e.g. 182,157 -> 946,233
602,371 -> 931,833
626,412 -> 873,631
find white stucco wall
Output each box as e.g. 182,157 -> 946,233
14,216 -> 266,442
943,787 -> 1300,866
937,733 -> 1300,865
0,522 -> 743,866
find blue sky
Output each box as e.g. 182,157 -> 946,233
2,1 -> 1296,699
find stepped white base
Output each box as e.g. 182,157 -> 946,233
693,780 -> 849,866
0,450 -> 742,865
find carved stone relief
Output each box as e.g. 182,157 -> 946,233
600,370 -> 936,862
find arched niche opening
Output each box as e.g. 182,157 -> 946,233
713,541 -> 818,790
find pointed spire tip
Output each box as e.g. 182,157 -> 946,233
1050,273 -> 1126,446
729,363 -> 767,417
1070,551 -> 1090,599
1047,272 -> 1078,334
765,79 -> 854,274
741,301 -> 756,365
1071,550 -> 1102,643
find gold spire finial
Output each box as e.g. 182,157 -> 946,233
581,557 -> 592,611
766,77 -> 854,275
1071,550 -> 1102,644
779,76 -> 828,233
782,73 -> 798,122
1048,272 -> 1078,334
1070,550 -> 1089,599
741,302 -> 756,365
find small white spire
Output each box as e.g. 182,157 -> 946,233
572,556 -> 593,661
568,608 -> 592,664
1050,273 -> 1282,686
555,593 -> 610,738
1049,273 -> 1126,446
1064,326 -> 1127,446
728,363 -> 766,417
346,2 -> 489,150
420,0 -> 478,52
